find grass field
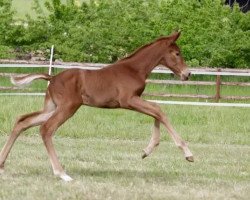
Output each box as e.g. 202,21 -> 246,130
0,96 -> 249,199
11,0 -> 83,19
12,0 -> 46,19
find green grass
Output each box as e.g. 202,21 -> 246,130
0,136 -> 249,200
12,0 -> 46,19
0,96 -> 250,199
0,96 -> 250,144
11,0 -> 85,19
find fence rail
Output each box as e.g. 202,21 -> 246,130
143,93 -> 250,100
0,59 -> 250,76
146,79 -> 250,87
0,60 -> 250,107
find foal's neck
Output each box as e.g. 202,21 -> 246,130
124,42 -> 165,80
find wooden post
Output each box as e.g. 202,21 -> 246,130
48,45 -> 54,86
215,68 -> 221,102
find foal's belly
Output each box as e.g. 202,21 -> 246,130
81,93 -> 120,108
80,69 -> 122,108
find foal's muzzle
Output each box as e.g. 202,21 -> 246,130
180,69 -> 191,81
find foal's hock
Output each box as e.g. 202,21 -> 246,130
0,32 -> 193,181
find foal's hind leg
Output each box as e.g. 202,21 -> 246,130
40,103 -> 80,181
142,119 -> 160,159
0,95 -> 55,174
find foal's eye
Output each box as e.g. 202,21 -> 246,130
176,52 -> 180,56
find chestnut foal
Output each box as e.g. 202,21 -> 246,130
0,32 -> 193,181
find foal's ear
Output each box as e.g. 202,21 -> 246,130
168,31 -> 181,43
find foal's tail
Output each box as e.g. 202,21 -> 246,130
11,73 -> 52,87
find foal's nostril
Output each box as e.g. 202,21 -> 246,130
181,70 -> 191,81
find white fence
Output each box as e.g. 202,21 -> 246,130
0,61 -> 250,108
1,62 -> 250,76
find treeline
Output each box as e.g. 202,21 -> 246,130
0,0 -> 249,68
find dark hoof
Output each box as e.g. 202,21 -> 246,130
141,151 -> 148,159
186,156 -> 194,162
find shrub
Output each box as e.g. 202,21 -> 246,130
1,0 -> 250,68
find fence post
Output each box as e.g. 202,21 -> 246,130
48,45 -> 54,86
215,68 -> 221,102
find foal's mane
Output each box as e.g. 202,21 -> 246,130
117,36 -> 168,63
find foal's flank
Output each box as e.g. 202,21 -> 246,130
0,32 -> 193,181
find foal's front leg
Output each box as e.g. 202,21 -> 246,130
128,96 -> 194,162
142,119 -> 160,159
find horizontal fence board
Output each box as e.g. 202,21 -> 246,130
0,92 -> 45,96
1,59 -> 249,72
144,93 -> 250,100
143,93 -> 214,99
221,82 -> 250,86
0,86 -> 21,90
146,79 -> 250,87
0,61 -> 250,76
146,79 -> 216,86
0,73 -> 27,77
148,100 -> 250,108
2,73 -> 249,87
221,96 -> 250,100
0,92 -> 249,108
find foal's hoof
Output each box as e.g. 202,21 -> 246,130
141,151 -> 148,159
186,156 -> 194,162
60,174 -> 73,182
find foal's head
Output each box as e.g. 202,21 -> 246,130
159,32 -> 191,81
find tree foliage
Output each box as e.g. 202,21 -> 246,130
0,0 -> 249,68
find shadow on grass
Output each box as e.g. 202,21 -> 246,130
71,167 -> 181,182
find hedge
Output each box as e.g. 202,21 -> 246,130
0,0 -> 249,68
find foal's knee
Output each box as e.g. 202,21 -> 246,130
12,120 -> 27,135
